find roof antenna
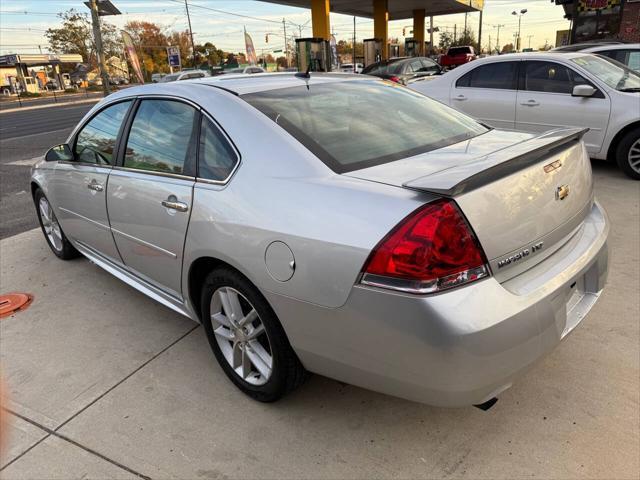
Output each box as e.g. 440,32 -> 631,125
295,61 -> 312,79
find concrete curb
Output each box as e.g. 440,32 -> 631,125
0,97 -> 101,114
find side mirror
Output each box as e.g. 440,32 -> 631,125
572,84 -> 596,97
45,144 -> 73,162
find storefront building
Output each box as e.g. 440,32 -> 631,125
555,0 -> 639,43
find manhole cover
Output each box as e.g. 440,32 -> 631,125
0,293 -> 33,318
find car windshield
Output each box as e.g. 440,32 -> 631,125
571,54 -> 640,91
160,73 -> 179,82
243,80 -> 488,173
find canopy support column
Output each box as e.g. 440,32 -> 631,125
413,9 -> 425,56
373,0 -> 388,60
311,0 -> 331,40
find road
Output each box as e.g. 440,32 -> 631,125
0,91 -> 103,111
0,102 -> 97,239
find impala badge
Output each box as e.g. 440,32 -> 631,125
544,159 -> 562,173
556,184 -> 570,201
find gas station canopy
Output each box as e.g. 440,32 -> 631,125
262,0 -> 482,20
258,0 -> 483,62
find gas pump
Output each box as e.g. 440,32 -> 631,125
388,44 -> 400,58
363,38 -> 382,67
295,38 -> 332,72
404,38 -> 418,57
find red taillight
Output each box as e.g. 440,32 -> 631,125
361,199 -> 489,294
388,76 -> 401,83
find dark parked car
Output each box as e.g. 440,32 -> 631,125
361,57 -> 442,85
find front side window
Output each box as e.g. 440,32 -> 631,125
198,117 -> 238,181
123,100 -> 198,175
456,62 -> 517,89
74,100 -> 131,165
243,80 -> 488,173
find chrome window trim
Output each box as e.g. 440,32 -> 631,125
196,110 -> 242,186
111,165 -> 195,182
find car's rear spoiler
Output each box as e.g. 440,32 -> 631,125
403,128 -> 589,197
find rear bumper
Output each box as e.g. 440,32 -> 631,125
268,200 -> 609,407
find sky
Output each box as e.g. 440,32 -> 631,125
0,0 -> 570,56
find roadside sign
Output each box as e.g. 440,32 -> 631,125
167,46 -> 181,68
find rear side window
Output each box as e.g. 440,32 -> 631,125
74,100 -> 131,165
456,62 -> 517,89
123,99 -> 198,175
198,117 -> 238,182
243,80 -> 487,173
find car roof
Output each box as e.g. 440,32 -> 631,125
463,52 -> 594,63
581,43 -> 640,52
115,72 -> 366,97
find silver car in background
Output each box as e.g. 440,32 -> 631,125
31,74 -> 609,407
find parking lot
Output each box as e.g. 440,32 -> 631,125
0,159 -> 638,479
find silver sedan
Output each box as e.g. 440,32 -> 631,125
31,73 -> 609,407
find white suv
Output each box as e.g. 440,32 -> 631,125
410,52 -> 640,179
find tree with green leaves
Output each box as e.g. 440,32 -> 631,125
45,9 -> 119,67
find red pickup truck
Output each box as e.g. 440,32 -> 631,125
439,46 -> 477,69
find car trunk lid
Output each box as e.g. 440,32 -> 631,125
346,127 -> 593,281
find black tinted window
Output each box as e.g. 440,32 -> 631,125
74,101 -> 131,165
124,100 -> 198,175
523,61 -> 583,94
198,117 -> 238,181
457,62 -> 517,89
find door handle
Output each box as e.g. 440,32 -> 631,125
453,95 -> 467,101
87,181 -> 103,192
161,196 -> 189,212
520,100 -> 540,106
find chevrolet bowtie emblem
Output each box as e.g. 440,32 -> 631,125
556,184 -> 570,201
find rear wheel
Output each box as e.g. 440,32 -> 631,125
34,189 -> 79,259
200,267 -> 307,402
616,127 -> 640,180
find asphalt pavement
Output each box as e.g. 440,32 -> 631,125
0,102 -> 98,239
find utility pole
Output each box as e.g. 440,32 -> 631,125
185,0 -> 196,67
493,24 -> 504,53
477,10 -> 483,53
89,0 -> 110,96
464,12 -> 468,34
488,35 -> 491,54
353,16 -> 356,72
527,35 -> 534,49
282,18 -> 289,68
454,24 -> 457,43
429,16 -> 434,55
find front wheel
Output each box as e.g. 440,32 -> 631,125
200,268 -> 307,402
34,189 -> 79,259
616,127 -> 640,180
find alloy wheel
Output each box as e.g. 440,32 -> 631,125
629,138 -> 640,174
39,197 -> 63,252
210,286 -> 273,386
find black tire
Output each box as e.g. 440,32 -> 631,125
615,127 -> 640,180
200,267 -> 307,402
34,188 -> 80,260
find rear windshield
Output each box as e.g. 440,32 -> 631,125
448,47 -> 472,55
362,61 -> 404,75
243,80 -> 487,173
